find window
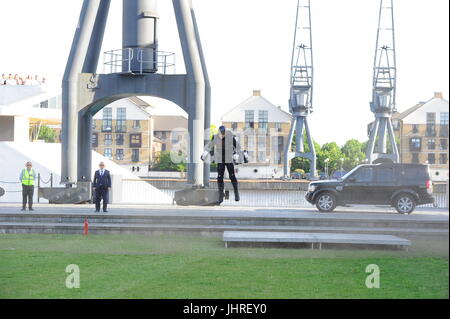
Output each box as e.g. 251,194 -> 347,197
428,153 -> 436,164
116,149 -> 124,161
92,133 -> 98,148
104,148 -> 112,160
155,131 -> 167,140
245,110 -> 255,129
440,154 -> 448,165
130,133 -> 142,148
258,151 -> 266,162
116,134 -> 124,146
410,138 -> 421,152
161,144 -> 167,152
231,122 -> 238,131
275,123 -> 282,133
376,168 -> 395,183
426,113 -> 436,137
132,149 -> 140,162
258,110 -> 268,132
246,135 -> 255,150
440,139 -> 448,150
102,108 -> 113,132
428,139 -> 436,150
392,120 -> 400,131
352,167 -> 374,183
441,112 -> 449,125
257,136 -> 266,149
133,120 -> 141,129
92,121 -> 96,130
400,167 -> 429,181
411,153 -> 420,164
412,124 -> 419,134
117,108 -> 126,120
40,100 -> 49,109
116,108 -> 126,132
104,134 -> 112,146
427,112 -> 436,124
440,112 -> 449,137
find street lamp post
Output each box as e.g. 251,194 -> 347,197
324,158 -> 330,178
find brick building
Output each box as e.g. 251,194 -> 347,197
392,92 -> 449,181
92,97 -> 188,171
221,90 -> 292,179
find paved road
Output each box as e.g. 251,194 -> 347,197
0,203 -> 447,221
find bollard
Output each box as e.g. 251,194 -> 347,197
83,218 -> 89,236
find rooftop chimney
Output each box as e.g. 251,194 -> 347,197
253,90 -> 261,97
434,92 -> 443,99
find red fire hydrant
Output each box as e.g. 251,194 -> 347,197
83,218 -> 89,236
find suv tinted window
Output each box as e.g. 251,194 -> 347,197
376,167 -> 395,183
353,167 -> 374,183
399,167 -> 429,182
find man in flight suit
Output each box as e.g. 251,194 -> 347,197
201,126 -> 248,204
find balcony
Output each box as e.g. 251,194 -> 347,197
103,48 -> 175,75
115,125 -> 127,133
102,125 -> 112,133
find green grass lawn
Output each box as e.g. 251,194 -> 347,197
0,234 -> 448,299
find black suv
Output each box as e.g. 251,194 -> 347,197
306,163 -> 435,214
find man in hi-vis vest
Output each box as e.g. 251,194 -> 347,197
19,162 -> 36,211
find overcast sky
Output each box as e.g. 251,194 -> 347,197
0,0 -> 448,145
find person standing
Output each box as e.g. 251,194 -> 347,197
19,162 -> 36,211
201,126 -> 247,203
92,162 -> 111,213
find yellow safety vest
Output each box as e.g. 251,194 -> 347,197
22,169 -> 35,186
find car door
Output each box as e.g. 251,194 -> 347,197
342,167 -> 375,204
373,167 -> 397,204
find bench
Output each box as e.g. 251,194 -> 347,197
223,231 -> 411,250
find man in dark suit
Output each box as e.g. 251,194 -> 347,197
93,162 -> 111,213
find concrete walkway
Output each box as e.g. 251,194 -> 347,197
0,203 -> 447,219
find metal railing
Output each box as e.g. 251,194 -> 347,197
103,48 -> 175,75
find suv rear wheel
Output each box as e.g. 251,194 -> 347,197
316,192 -> 337,212
394,193 -> 416,215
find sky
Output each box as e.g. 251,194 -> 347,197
0,0 -> 448,146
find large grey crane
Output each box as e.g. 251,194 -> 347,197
284,0 -> 317,179
367,0 -> 400,164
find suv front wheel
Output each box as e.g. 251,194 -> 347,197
394,193 -> 416,215
316,192 -> 337,213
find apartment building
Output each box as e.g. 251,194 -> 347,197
221,90 -> 292,179
393,92 -> 449,181
92,97 -> 188,171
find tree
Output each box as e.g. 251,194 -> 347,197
290,135 -> 321,173
317,142 -> 345,174
37,125 -> 57,143
153,151 -> 187,172
341,139 -> 366,171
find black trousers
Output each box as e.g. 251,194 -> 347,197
95,187 -> 109,212
217,163 -> 238,185
22,185 -> 34,209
